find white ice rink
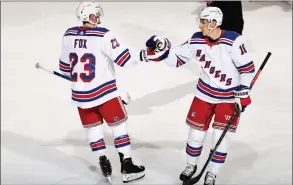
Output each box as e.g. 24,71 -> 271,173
1,2 -> 292,185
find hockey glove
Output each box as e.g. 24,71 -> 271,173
139,47 -> 170,62
146,35 -> 171,52
139,35 -> 171,63
234,86 -> 251,114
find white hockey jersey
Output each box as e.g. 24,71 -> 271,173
59,26 -> 140,108
164,30 -> 256,103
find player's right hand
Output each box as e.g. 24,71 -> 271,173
139,47 -> 170,62
139,35 -> 171,63
146,35 -> 171,52
234,87 -> 251,114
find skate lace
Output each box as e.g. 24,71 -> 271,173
100,158 -> 110,173
182,165 -> 195,176
102,162 -> 110,171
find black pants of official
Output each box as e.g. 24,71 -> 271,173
207,1 -> 244,35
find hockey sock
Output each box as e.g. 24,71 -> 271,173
208,128 -> 232,175
186,127 -> 207,165
87,124 -> 106,157
110,122 -> 131,159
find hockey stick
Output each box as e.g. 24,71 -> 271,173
35,62 -> 131,105
183,52 -> 272,185
36,62 -> 71,81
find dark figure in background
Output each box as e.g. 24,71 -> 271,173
207,1 -> 244,35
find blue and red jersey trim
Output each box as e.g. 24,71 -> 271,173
64,27 -> 109,37
237,61 -> 255,74
114,49 -> 131,67
72,80 -> 117,102
196,79 -> 236,100
59,60 -> 70,73
176,54 -> 186,67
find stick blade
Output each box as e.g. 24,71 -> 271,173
35,62 -> 40,69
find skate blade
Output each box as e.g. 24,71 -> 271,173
106,176 -> 112,184
122,172 -> 145,183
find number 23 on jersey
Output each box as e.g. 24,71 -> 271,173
70,53 -> 96,82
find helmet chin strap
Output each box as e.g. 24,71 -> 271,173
207,22 -> 217,38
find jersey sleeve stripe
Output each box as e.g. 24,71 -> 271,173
114,49 -> 131,66
176,55 -> 186,67
59,60 -> 70,72
237,61 -> 255,74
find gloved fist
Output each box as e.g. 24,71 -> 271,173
234,86 -> 251,114
139,35 -> 172,63
146,35 -> 171,52
139,48 -> 170,62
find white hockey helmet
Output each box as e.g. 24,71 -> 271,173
76,1 -> 104,24
198,6 -> 223,28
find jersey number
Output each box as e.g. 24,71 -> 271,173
69,53 -> 96,82
111,38 -> 120,49
239,44 -> 247,55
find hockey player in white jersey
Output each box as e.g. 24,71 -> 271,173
144,7 -> 256,185
58,1 -> 167,183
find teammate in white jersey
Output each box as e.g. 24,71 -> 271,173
145,7 -> 256,185
58,1 -> 167,183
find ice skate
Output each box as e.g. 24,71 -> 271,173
204,172 -> 216,185
99,155 -> 112,183
179,164 -> 197,182
119,153 -> 145,183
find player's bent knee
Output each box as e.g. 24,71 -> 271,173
87,124 -> 104,141
212,128 -> 233,152
213,128 -> 234,139
110,122 -> 128,138
188,127 -> 207,145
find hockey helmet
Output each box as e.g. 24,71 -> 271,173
76,1 -> 104,24
198,6 -> 223,27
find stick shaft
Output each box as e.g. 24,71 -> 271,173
184,52 -> 272,185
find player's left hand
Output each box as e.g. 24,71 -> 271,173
234,86 -> 251,114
